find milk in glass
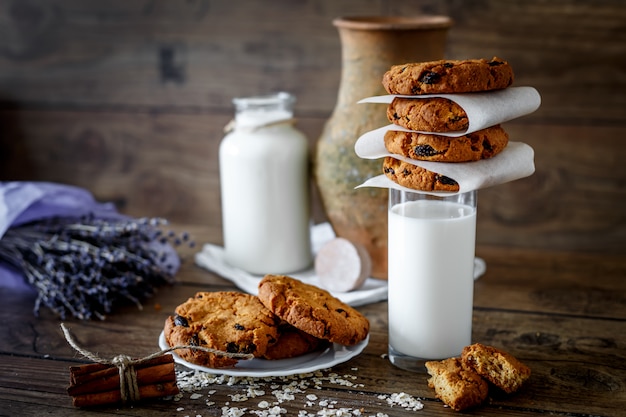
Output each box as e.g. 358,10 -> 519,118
387,189 -> 476,371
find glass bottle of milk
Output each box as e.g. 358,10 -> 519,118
219,92 -> 312,275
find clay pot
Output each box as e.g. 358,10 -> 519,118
314,16 -> 452,279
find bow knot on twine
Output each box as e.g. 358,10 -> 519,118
61,323 -> 253,404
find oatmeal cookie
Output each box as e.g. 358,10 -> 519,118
165,291 -> 281,368
382,57 -> 514,95
382,156 -> 459,192
257,275 -> 370,346
384,125 -> 508,162
387,96 -> 468,132
263,323 -> 330,360
425,357 -> 489,411
461,343 -> 531,394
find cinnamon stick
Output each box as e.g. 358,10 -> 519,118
71,381 -> 179,407
69,354 -> 174,386
68,354 -> 179,406
68,361 -> 176,396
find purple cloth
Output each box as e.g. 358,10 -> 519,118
0,181 -> 179,293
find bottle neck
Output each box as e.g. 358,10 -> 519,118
235,109 -> 294,129
233,92 -> 295,129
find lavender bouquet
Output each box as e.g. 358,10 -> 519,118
0,182 -> 187,320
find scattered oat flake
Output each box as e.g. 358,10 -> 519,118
175,368 -> 421,416
386,392 -> 424,411
221,406 -> 246,417
229,393 -> 249,402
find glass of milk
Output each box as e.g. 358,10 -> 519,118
387,188 -> 477,372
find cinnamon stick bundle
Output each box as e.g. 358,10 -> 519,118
67,354 -> 179,407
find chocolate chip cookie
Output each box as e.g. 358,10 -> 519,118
382,57 -> 514,95
165,291 -> 281,368
263,323 -> 330,360
384,125 -> 508,162
257,275 -> 370,346
382,156 -> 459,192
387,96 -> 468,132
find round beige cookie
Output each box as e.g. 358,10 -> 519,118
387,96 -> 468,132
382,156 -> 459,192
257,275 -> 370,346
165,291 -> 280,368
384,125 -> 509,162
262,323 -> 330,360
382,57 -> 514,95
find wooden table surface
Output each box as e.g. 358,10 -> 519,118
1,225 -> 625,417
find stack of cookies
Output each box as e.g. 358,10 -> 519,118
425,343 -> 531,411
164,275 -> 370,368
380,57 -> 515,192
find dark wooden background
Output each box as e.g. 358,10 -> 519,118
1,0 -> 624,254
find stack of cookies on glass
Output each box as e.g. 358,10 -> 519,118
380,57 -> 514,192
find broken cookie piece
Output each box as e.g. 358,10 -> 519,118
425,357 -> 489,411
462,343 -> 531,394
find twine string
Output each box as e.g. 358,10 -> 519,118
111,354 -> 139,403
61,323 -> 254,403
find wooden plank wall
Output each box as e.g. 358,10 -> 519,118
0,0 -> 624,254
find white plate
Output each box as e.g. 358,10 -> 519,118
158,331 -> 369,377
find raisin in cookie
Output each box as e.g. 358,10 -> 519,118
165,291 -> 280,368
425,357 -> 489,411
387,96 -> 468,132
382,156 -> 459,192
383,57 -> 514,95
257,275 -> 370,346
384,125 -> 508,162
462,343 -> 531,394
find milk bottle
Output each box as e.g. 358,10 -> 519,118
219,92 -> 312,274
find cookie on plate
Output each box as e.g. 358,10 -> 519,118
165,291 -> 281,368
263,323 -> 330,360
387,96 -> 468,133
384,125 -> 509,162
425,357 -> 489,411
382,156 -> 459,192
257,275 -> 370,346
461,343 -> 531,394
382,57 -> 514,95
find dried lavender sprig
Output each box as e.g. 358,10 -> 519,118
0,215 -> 190,320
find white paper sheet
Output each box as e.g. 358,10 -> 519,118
358,86 -> 541,136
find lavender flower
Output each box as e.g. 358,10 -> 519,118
0,215 -> 190,320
